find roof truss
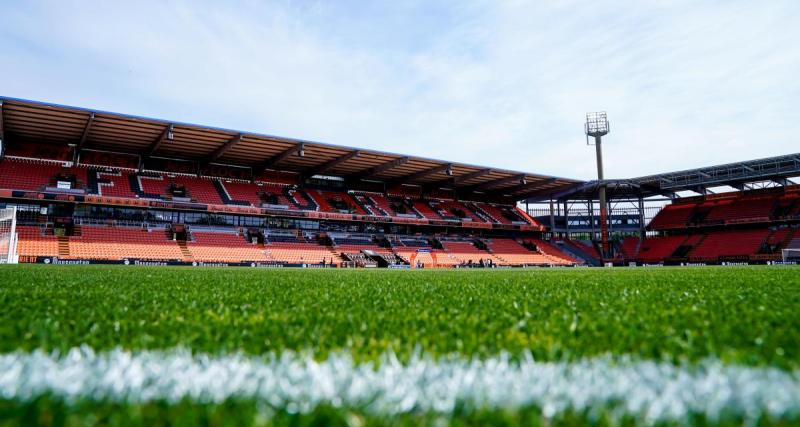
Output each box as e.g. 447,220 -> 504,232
423,168 -> 492,191
74,113 -> 96,160
349,156 -> 409,181
465,173 -> 527,193
303,150 -> 361,178
387,163 -> 452,187
144,124 -> 174,157
502,177 -> 557,195
254,142 -> 304,174
208,133 -> 243,163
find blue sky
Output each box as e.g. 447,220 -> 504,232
1,0 -> 798,180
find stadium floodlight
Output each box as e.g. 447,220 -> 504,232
585,112 -> 610,259
585,111 -> 609,142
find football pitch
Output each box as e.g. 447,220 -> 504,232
1,265 -> 799,426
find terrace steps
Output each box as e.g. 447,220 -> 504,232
57,236 -> 70,257
177,240 -> 193,260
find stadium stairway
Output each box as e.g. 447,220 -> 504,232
555,240 -> 600,266
57,235 -> 70,258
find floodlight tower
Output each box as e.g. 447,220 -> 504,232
585,112 -> 610,259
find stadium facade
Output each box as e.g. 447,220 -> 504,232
0,97 -> 798,267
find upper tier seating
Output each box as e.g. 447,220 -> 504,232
411,201 -> 443,220
648,204 -> 695,230
704,198 -> 775,224
306,190 -> 368,215
354,193 -> 393,216
474,203 -> 525,225
0,159 -> 65,192
218,181 -> 263,207
432,201 -> 486,223
137,174 -> 168,199
92,169 -> 139,198
172,176 -> 224,205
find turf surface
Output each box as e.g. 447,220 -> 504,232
1,265 -> 798,366
1,264 -> 799,426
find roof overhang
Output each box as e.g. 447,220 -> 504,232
0,96 -> 582,199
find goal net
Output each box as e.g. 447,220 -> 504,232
781,248 -> 800,262
781,248 -> 800,263
0,207 -> 18,264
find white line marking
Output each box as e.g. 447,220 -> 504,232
0,347 -> 798,423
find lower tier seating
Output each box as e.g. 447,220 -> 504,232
15,226 -> 59,258
187,231 -> 268,262
69,226 -> 186,261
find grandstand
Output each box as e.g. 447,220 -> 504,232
1,96 -> 799,267
0,97 -> 578,267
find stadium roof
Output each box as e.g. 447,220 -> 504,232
525,152 -> 800,202
0,96 -> 580,200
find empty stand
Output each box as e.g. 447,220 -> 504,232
0,159 -> 64,192
433,200 -> 487,223
266,242 -> 341,265
172,176 -> 224,205
487,239 -> 551,265
411,201 -> 443,220
636,236 -> 688,263
15,225 -> 59,258
69,226 -> 185,261
92,169 -> 138,198
689,229 -> 770,260
648,204 -> 695,230
187,231 -> 268,262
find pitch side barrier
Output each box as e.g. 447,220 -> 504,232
0,189 -> 541,232
23,256 -> 580,268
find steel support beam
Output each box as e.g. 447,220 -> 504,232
502,177 -> 557,196
518,182 -> 587,201
254,142 -> 304,175
386,163 -> 452,187
472,173 -> 527,192
76,113 -> 95,152
207,133 -> 243,163
772,177 -> 791,187
303,150 -> 360,178
144,124 -> 174,157
349,156 -> 409,182
424,168 -> 492,191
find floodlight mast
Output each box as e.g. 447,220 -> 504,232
585,112 -> 610,259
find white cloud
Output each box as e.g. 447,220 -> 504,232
1,0 -> 798,180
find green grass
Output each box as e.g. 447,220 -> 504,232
1,264 -> 799,425
1,265 -> 799,366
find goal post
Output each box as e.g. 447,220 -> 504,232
781,248 -> 800,263
0,207 -> 18,264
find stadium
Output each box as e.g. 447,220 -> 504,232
0,98 -> 798,267
2,2 -> 800,426
0,96 -> 799,426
